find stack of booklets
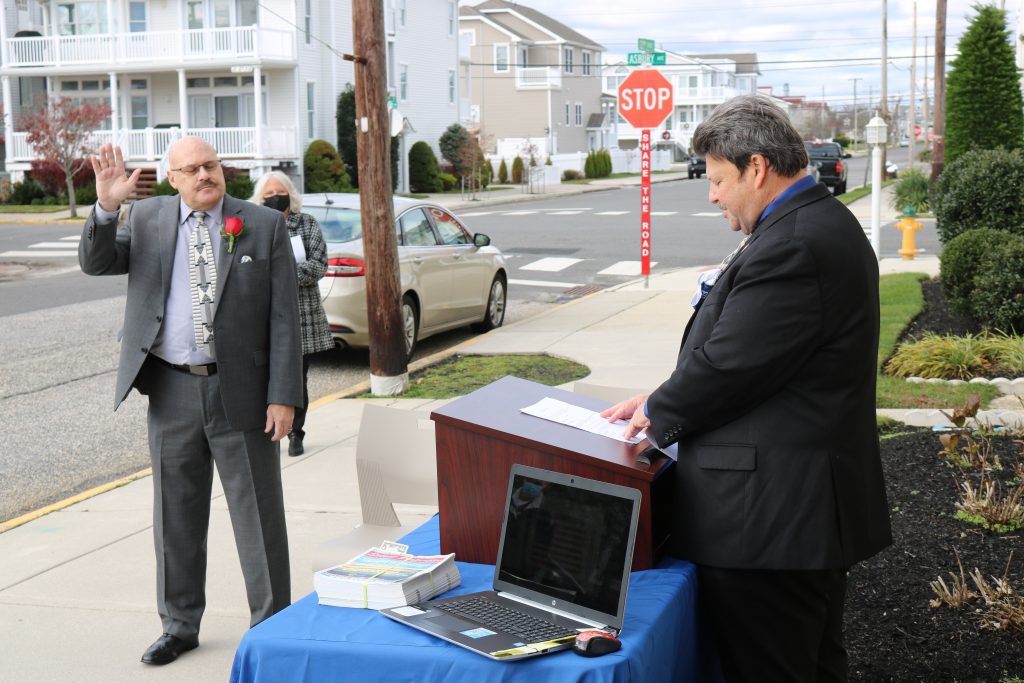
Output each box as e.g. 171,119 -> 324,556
315,544 -> 461,610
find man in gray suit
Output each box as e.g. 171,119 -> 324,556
79,139 -> 302,665
603,97 -> 891,681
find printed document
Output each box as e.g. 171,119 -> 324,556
290,235 -> 307,263
520,397 -> 646,444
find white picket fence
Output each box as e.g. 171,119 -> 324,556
486,147 -> 672,188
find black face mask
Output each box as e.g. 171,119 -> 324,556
263,194 -> 290,213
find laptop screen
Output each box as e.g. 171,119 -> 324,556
493,466 -> 641,627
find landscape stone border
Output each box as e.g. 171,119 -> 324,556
904,376 -> 1024,395
877,407 -> 1024,428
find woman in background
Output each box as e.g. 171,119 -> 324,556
250,171 -> 333,456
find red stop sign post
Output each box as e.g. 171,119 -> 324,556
618,70 -> 674,282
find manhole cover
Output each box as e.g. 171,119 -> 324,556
555,283 -> 603,302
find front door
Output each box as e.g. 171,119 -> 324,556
189,95 -> 213,128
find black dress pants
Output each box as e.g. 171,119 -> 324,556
698,565 -> 848,683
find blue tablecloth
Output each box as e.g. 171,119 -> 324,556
231,516 -> 707,683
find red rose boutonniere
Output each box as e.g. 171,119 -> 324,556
221,217 -> 245,254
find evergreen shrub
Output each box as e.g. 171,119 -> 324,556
303,139 -> 351,193
409,141 -> 442,192
932,148 -> 1024,243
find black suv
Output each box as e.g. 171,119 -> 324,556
688,153 -> 706,179
804,141 -> 849,195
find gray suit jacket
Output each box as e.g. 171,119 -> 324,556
79,194 -> 303,432
647,183 -> 892,571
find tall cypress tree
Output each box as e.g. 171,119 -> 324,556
945,5 -> 1024,165
335,84 -> 359,188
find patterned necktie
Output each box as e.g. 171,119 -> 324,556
691,235 -> 752,309
189,211 -> 217,355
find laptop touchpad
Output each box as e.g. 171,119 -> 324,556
427,613 -> 485,632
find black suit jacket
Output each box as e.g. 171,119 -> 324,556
647,182 -> 892,570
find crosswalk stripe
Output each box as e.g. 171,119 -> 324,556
457,211 -> 494,217
597,261 -> 658,276
692,212 -> 722,217
30,242 -> 79,249
1,250 -> 79,257
650,211 -> 677,216
499,210 -> 538,215
508,278 -> 583,288
594,211 -> 629,215
60,235 -> 82,241
519,257 -> 583,272
547,210 -> 585,215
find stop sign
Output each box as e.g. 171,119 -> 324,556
617,69 -> 674,129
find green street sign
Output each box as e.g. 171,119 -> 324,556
637,38 -> 656,53
627,51 -> 666,66
387,96 -> 398,110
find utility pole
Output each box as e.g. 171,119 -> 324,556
849,77 -> 862,146
932,0 -> 947,182
352,0 -> 408,394
909,0 -> 917,169
881,0 -> 889,171
923,36 -> 930,155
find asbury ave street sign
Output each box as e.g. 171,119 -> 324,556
628,52 -> 666,66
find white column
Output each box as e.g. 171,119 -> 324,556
177,68 -> 188,134
871,143 -> 882,259
2,76 -> 14,169
109,71 -> 119,146
253,65 -> 263,158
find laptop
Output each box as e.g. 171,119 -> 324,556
381,464 -> 642,661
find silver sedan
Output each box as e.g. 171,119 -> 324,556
303,194 -> 508,358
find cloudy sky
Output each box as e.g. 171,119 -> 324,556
468,0 -> 1021,113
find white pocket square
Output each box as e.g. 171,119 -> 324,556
240,255 -> 253,264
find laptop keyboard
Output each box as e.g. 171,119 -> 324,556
436,597 -> 578,643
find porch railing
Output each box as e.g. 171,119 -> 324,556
5,26 -> 295,69
7,126 -> 298,163
515,67 -> 561,89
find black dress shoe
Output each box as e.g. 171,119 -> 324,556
288,434 -> 304,457
141,633 -> 198,665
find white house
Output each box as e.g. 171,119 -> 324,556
0,0 -> 460,193
602,52 -> 760,158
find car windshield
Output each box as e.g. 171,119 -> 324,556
304,206 -> 363,243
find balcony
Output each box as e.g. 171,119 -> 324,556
3,26 -> 295,73
515,66 -> 561,89
8,126 -> 297,164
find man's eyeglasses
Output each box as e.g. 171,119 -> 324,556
170,160 -> 221,176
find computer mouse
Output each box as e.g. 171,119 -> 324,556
572,630 -> 622,657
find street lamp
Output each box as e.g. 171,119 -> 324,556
865,113 -> 888,259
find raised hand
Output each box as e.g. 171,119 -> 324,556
91,144 -> 142,212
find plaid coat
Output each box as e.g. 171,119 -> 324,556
287,211 -> 334,356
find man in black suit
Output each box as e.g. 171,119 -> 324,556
602,96 -> 891,682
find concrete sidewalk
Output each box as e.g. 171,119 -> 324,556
1,184 -> 1010,683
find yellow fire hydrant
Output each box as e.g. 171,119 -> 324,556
895,207 -> 922,260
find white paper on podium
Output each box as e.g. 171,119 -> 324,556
290,234 -> 307,263
520,397 -> 647,444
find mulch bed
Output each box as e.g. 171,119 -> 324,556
846,279 -> 1024,681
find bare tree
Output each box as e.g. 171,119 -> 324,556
19,97 -> 111,218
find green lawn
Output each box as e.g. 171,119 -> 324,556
0,205 -> 69,213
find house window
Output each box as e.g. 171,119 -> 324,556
58,2 -> 108,35
399,0 -> 407,27
494,44 -> 509,73
563,47 -> 573,73
575,103 -> 582,126
448,70 -> 456,104
129,1 -> 147,32
306,82 -> 315,139
60,81 -> 80,92
399,64 -> 408,100
447,1 -> 456,36
130,79 -> 147,90
582,51 -> 591,76
565,103 -> 570,126
187,77 -> 211,88
214,76 -> 238,87
131,96 -> 149,129
239,0 -> 258,26
305,0 -> 312,45
186,0 -> 203,29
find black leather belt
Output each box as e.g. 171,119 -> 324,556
153,356 -> 218,376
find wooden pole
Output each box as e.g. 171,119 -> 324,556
932,0 -> 947,182
909,0 -> 916,169
352,0 -> 408,394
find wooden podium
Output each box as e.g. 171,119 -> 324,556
430,376 -> 674,570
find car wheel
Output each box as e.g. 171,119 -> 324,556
835,181 -> 847,195
473,275 -> 507,332
401,295 -> 418,359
